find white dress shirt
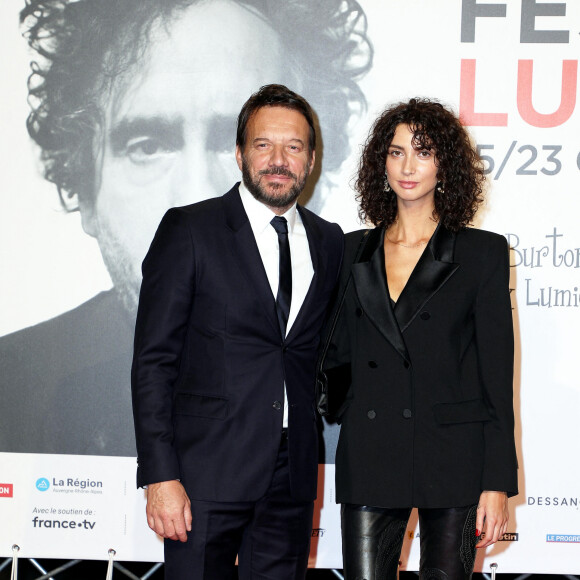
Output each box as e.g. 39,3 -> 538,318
239,182 -> 314,427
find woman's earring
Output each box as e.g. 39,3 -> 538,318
436,181 -> 445,194
384,175 -> 392,193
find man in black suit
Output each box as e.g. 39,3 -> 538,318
131,85 -> 343,579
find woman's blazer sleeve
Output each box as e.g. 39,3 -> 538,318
475,234 -> 518,496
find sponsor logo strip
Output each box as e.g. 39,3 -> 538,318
0,484 -> 13,497
546,534 -> 580,543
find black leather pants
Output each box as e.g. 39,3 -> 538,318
341,504 -> 478,580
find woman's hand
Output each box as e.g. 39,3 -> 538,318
475,490 -> 509,548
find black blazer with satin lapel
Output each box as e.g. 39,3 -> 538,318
131,184 -> 343,502
322,224 -> 517,509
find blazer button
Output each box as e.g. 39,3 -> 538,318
403,360 -> 410,369
420,311 -> 430,320
402,409 -> 412,419
273,401 -> 282,410
355,308 -> 363,317
368,360 -> 378,368
367,410 -> 376,419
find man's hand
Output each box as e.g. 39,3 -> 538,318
475,490 -> 509,549
146,480 -> 192,542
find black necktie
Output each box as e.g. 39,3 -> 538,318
270,216 -> 292,338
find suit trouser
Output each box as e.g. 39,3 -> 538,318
164,432 -> 314,580
341,503 -> 478,580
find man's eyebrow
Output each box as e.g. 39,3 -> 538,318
109,116 -> 184,152
252,137 -> 306,146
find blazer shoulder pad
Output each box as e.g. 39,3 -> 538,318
458,226 -> 508,248
455,227 -> 510,270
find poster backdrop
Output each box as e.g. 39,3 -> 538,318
1,0 -> 579,573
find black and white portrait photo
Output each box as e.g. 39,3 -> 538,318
0,0 -> 372,457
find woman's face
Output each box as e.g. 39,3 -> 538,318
385,124 -> 438,209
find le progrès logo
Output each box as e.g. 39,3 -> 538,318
547,534 -> 580,543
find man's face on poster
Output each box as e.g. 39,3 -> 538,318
80,0 -> 289,312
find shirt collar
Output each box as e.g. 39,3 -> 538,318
238,181 -> 298,235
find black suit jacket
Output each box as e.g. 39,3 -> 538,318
321,224 -> 518,509
131,184 -> 343,502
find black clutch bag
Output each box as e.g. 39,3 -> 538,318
316,363 -> 352,420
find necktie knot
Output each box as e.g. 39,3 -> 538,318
270,215 -> 288,235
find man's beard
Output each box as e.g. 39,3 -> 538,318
241,157 -> 309,209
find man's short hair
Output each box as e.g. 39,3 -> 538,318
21,0 -> 372,209
236,84 -> 316,155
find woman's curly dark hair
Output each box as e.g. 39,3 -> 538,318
355,98 -> 485,231
20,0 -> 372,210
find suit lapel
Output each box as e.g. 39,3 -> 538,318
223,186 -> 280,337
352,228 -> 410,362
351,224 -> 459,360
285,206 -> 325,342
394,224 -> 459,332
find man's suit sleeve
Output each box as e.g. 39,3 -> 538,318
475,234 -> 518,496
131,208 -> 195,488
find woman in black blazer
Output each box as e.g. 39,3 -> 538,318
319,99 -> 518,579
